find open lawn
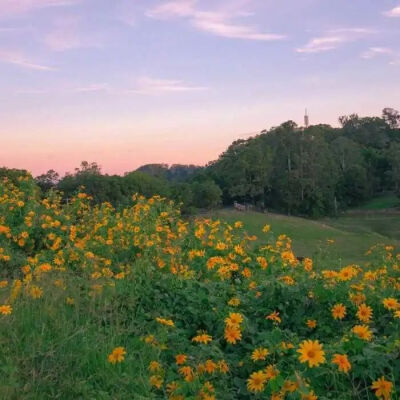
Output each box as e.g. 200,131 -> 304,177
358,194 -> 400,210
206,208 -> 400,266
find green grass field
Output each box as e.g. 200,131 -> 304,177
206,208 -> 400,266
358,194 -> 400,210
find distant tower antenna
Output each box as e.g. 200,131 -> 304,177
304,108 -> 309,128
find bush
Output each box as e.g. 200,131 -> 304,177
0,175 -> 399,399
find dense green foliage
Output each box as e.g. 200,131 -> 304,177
207,109 -> 400,216
34,162 -> 221,213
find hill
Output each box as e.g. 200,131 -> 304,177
206,208 -> 400,265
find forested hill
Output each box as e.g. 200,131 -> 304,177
206,108 -> 400,216
2,108 -> 400,217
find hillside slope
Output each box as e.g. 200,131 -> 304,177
207,209 -> 400,265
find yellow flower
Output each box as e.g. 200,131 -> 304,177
306,319 -> 317,329
247,370 -> 267,393
332,303 -> 346,320
251,347 -> 269,361
282,379 -> 298,394
175,354 -> 187,365
266,311 -> 281,324
149,375 -> 163,389
303,258 -> 313,272
228,297 -> 240,307
66,297 -> 74,305
0,280 -> 8,288
30,285 -> 43,299
216,241 -> 227,251
38,263 -> 52,272
281,341 -> 294,350
262,224 -> 270,233
224,324 -> 242,344
156,317 -> 175,327
265,364 -> 279,379
234,244 -> 245,255
371,377 -> 392,400
256,256 -> 268,269
332,354 -> 351,373
357,304 -> 373,324
383,297 -> 399,310
179,366 -> 194,382
338,266 -> 358,281
192,332 -> 212,344
350,292 -> 366,306
204,359 -> 217,374
352,325 -> 373,341
241,267 -> 251,278
149,361 -> 162,372
225,312 -> 243,326
0,304 -> 12,315
218,360 -> 229,373
107,347 -> 126,364
301,391 -> 318,400
166,381 -> 179,394
297,340 -> 326,367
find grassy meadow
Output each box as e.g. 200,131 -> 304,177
206,207 -> 400,266
0,175 -> 399,399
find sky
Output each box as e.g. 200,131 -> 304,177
1,0 -> 400,176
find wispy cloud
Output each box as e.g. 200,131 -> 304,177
361,47 -> 393,59
296,36 -> 345,53
0,0 -> 78,17
297,28 -> 374,54
192,19 -> 285,41
0,50 -> 55,71
361,46 -> 400,66
16,83 -> 108,94
73,83 -> 109,93
146,0 -> 286,41
43,16 -> 100,51
15,79 -> 205,95
383,5 -> 400,17
147,0 -> 195,19
130,76 -> 208,95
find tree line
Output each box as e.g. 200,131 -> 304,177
2,108 -> 400,217
207,108 -> 400,216
30,162 -> 222,214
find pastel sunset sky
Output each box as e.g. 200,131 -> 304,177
1,0 -> 400,176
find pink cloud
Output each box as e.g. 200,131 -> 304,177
146,0 -> 195,19
361,47 -> 393,59
0,0 -> 78,17
146,1 -> 286,41
43,16 -> 99,51
0,49 -> 55,70
383,6 -> 400,17
296,36 -> 345,53
297,28 -> 374,54
129,76 -> 208,95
